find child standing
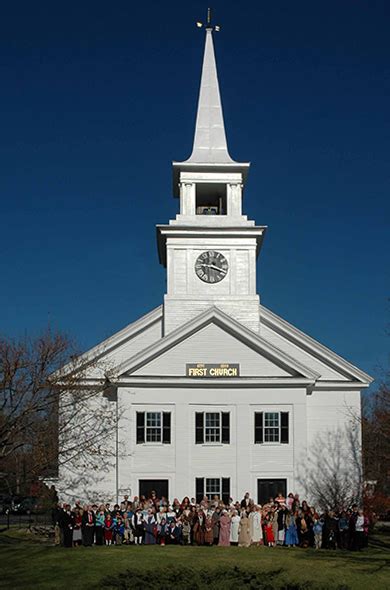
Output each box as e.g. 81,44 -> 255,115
264,517 -> 275,547
182,517 -> 191,545
104,513 -> 114,545
114,516 -> 125,545
313,518 -> 323,549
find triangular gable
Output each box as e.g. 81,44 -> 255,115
259,305 -> 373,385
116,306 -> 319,380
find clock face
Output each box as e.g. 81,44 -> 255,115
195,251 -> 229,283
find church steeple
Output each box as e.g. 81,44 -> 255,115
186,26 -> 233,164
172,20 -> 250,196
159,16 -> 266,336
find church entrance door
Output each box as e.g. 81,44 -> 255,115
139,479 -> 169,501
257,478 -> 287,505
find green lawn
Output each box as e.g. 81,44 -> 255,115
0,527 -> 389,589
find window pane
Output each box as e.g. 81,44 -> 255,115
264,412 -> 280,442
146,412 -> 161,427
206,478 -> 221,499
264,412 -> 279,427
205,412 -> 220,443
264,427 -> 279,442
146,412 -> 162,442
205,413 -> 219,427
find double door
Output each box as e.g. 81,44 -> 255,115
139,479 -> 169,500
257,478 -> 286,505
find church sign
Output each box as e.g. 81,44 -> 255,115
186,363 -> 240,377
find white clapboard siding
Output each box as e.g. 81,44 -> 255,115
260,323 -> 349,381
86,318 -> 162,378
133,323 -> 292,377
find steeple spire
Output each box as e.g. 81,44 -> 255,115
186,24 -> 233,164
172,13 -> 250,196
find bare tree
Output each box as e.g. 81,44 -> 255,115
298,421 -> 363,511
0,330 -> 117,496
362,373 -> 390,499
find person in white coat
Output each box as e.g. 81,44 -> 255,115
230,510 -> 240,546
249,505 -> 263,545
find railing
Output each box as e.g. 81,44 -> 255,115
0,511 -> 53,530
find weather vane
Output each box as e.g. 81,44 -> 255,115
196,7 -> 220,31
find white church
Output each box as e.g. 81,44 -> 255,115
58,25 -> 372,505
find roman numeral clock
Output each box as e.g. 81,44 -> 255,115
195,251 -> 229,283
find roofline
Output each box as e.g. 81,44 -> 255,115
260,304 -> 374,384
115,305 -> 320,380
115,376 -> 316,389
172,161 -> 250,197
56,305 -> 163,377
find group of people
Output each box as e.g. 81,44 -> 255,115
53,490 -> 369,551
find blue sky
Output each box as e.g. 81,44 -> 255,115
0,1 -> 388,385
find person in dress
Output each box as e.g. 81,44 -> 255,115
299,512 -> 310,548
182,517 -> 191,545
144,510 -> 157,545
285,511 -> 299,547
193,509 -> 205,545
238,511 -> 251,547
218,510 -> 231,546
230,510 -> 240,546
204,512 -> 214,546
104,513 -> 114,545
249,506 -> 262,545
72,508 -> 82,547
211,507 -> 221,545
264,516 -> 275,547
277,505 -> 288,546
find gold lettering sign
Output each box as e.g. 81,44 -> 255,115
186,363 -> 240,377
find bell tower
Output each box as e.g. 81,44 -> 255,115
157,19 -> 266,335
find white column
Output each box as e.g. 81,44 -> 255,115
180,183 -> 196,215
227,183 -> 242,216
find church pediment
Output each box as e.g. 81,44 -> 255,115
116,307 -> 319,381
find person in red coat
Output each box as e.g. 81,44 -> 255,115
104,513 -> 114,545
264,517 -> 275,547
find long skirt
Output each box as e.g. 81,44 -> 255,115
72,527 -> 82,543
82,526 -> 94,546
218,523 -> 231,547
104,529 -> 113,542
63,527 -> 73,548
285,524 -> 299,546
95,526 -> 104,545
